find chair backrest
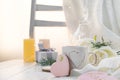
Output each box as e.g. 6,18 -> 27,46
29,0 -> 66,38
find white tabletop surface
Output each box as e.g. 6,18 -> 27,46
0,60 -> 77,80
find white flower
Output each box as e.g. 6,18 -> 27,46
79,38 -> 94,51
88,46 -> 117,65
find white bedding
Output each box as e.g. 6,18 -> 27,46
1,59 -> 120,80
71,57 -> 120,80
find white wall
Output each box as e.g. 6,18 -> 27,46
35,27 -> 69,54
0,0 -> 31,61
0,0 -> 69,61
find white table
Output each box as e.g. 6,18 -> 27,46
0,60 -> 77,80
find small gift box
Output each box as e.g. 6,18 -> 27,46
36,50 -> 57,66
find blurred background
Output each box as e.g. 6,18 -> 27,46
0,0 -> 69,61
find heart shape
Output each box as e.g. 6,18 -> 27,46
50,54 -> 70,77
62,46 -> 88,69
69,50 -> 85,68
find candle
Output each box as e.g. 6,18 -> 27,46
24,39 -> 35,62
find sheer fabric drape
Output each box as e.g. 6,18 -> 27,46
63,0 -> 120,50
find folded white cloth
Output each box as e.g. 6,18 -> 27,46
70,56 -> 120,79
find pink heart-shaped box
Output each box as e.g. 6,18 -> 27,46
78,71 -> 118,80
50,54 -> 70,77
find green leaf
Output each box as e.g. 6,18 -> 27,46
39,58 -> 56,66
93,35 -> 97,41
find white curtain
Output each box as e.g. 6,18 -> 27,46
102,0 -> 120,36
63,0 -> 120,51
